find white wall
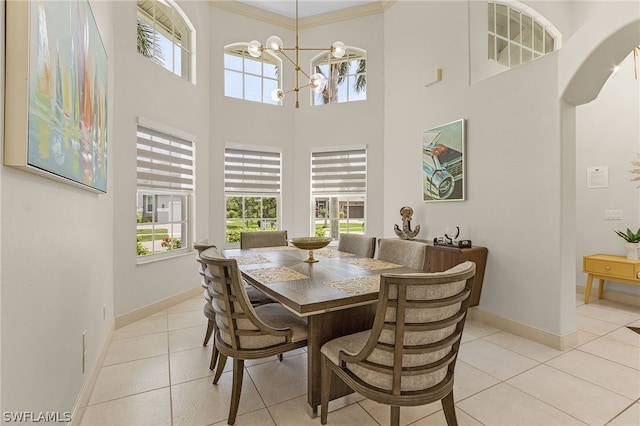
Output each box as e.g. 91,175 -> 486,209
0,0 -> 115,416
575,49 -> 640,295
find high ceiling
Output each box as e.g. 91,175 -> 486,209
236,0 -> 380,18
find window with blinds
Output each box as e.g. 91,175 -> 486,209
224,146 -> 282,243
311,148 -> 366,239
136,125 -> 194,259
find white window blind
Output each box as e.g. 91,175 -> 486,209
224,148 -> 281,194
137,126 -> 194,192
311,148 -> 366,195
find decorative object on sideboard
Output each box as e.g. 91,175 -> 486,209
614,228 -> 640,260
434,225 -> 472,248
394,206 -> 420,240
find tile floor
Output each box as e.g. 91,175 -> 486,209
77,294 -> 640,426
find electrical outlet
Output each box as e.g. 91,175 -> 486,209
605,209 -> 623,220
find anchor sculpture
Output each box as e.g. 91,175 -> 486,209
394,206 -> 420,240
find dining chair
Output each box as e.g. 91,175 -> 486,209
320,261 -> 476,426
377,238 -> 429,271
200,247 -> 308,425
337,233 -> 376,258
240,230 -> 288,249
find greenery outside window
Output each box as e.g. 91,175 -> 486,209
224,43 -> 281,105
311,47 -> 366,106
488,1 -> 561,68
225,146 -> 282,243
136,122 -> 194,259
137,0 -> 194,81
311,148 -> 367,240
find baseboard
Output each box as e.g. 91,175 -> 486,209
468,307 -> 579,351
114,286 -> 202,329
576,284 -> 640,306
69,322 -> 115,425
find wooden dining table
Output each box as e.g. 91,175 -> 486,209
223,245 -> 422,416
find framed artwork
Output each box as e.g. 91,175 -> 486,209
4,0 -> 108,193
422,119 -> 465,202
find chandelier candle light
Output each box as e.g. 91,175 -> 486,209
247,0 -> 347,108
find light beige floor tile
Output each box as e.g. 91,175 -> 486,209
168,324 -> 209,353
546,349 -> 640,399
268,395 -> 376,426
462,320 -> 501,340
169,345 -> 215,385
579,334 -> 640,369
171,372 -> 264,425
211,408 -> 276,426
590,299 -> 640,318
628,319 -> 640,328
457,339 -> 539,381
608,327 -> 640,347
359,398 -> 441,426
456,382 -> 586,425
103,332 -> 168,366
412,407 -> 483,426
89,355 -> 169,405
577,304 -> 639,325
452,361 -> 501,401
577,330 -> 599,346
246,354 -> 307,406
112,315 -> 167,340
608,402 -> 640,426
483,331 -> 564,362
168,296 -> 205,314
576,315 -> 622,336
80,388 -> 171,426
507,364 -> 633,425
168,310 -> 208,331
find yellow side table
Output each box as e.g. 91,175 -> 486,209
582,254 -> 640,303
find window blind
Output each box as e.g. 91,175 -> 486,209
311,148 -> 366,195
224,148 -> 281,194
137,125 -> 194,192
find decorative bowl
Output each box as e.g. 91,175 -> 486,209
290,237 -> 332,262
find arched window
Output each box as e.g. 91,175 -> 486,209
488,1 -> 561,68
137,0 -> 195,82
311,47 -> 366,106
224,43 -> 281,105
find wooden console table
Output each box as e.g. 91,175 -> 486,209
582,254 -> 640,303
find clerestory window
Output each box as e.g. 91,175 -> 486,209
311,47 -> 366,106
224,43 -> 281,105
488,1 -> 561,68
137,0 -> 195,82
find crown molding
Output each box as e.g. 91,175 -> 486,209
207,1 -> 395,30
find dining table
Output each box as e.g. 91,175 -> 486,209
223,245 -> 423,416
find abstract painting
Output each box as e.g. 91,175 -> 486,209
5,0 -> 108,192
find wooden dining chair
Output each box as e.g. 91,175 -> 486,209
337,233 -> 376,258
200,247 -> 308,425
240,230 -> 288,249
377,238 -> 429,271
320,261 -> 476,426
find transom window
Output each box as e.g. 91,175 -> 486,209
311,47 -> 366,106
488,1 -> 561,68
311,148 -> 367,240
137,0 -> 194,81
136,122 -> 194,259
224,44 -> 281,105
225,146 -> 282,243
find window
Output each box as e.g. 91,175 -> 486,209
224,44 -> 281,105
312,47 -> 366,106
311,148 -> 366,240
137,0 -> 194,81
136,123 -> 194,259
225,146 -> 282,243
488,2 -> 561,68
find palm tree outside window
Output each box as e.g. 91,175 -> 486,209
311,47 -> 366,106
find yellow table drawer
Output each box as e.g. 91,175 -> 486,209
584,258 -> 635,279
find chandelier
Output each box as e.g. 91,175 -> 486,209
247,0 -> 347,108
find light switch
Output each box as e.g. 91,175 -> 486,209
605,210 -> 623,220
